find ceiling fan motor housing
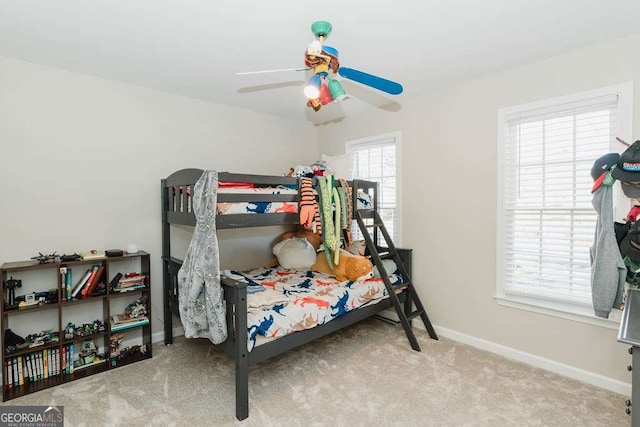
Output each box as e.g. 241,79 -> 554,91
311,21 -> 332,39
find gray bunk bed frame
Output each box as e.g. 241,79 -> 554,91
161,168 -> 425,421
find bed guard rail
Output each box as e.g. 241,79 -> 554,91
162,256 -> 248,353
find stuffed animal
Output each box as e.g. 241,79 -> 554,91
346,239 -> 367,256
312,249 -> 373,282
280,228 -> 322,251
270,227 -> 323,268
272,238 -> 317,269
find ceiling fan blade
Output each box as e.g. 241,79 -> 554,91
338,67 -> 403,95
236,68 -> 310,76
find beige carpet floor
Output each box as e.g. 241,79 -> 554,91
3,318 -> 629,426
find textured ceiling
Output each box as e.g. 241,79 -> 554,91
1,0 -> 639,125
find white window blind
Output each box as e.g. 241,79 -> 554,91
499,93 -> 620,308
347,135 -> 399,243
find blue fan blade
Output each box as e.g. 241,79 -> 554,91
338,67 -> 403,95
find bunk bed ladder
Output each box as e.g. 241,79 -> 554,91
356,209 -> 438,351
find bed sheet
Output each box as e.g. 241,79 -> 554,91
217,187 -> 298,194
222,267 -> 402,351
217,186 -> 299,215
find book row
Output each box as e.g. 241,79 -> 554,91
60,265 -> 105,300
4,345 -> 76,388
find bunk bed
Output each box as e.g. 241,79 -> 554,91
161,168 -> 437,420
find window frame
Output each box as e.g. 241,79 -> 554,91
345,131 -> 402,246
496,82 -> 633,328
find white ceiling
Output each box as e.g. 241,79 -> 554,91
1,1 -> 639,125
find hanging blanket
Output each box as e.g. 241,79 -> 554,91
177,170 -> 227,344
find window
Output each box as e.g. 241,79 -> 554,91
346,132 -> 400,244
497,83 -> 632,318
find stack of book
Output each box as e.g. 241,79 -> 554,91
109,273 -> 147,293
109,313 -> 149,332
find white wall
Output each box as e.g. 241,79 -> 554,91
4,28 -> 638,391
319,32 -> 640,389
0,56 -> 317,338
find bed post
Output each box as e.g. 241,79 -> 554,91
233,284 -> 249,420
161,178 -> 173,345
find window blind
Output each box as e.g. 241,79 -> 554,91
349,136 -> 398,242
501,94 -> 618,307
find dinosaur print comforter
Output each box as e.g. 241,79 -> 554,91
222,267 -> 403,351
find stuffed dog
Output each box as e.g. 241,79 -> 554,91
312,249 -> 373,282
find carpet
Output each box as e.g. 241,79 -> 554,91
4,318 -> 629,426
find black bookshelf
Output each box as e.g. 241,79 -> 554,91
1,251 -> 152,401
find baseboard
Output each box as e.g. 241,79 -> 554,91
376,309 -> 630,395
151,325 -> 184,345
433,324 -> 631,396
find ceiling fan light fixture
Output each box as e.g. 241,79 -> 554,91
307,40 -> 323,55
328,79 -> 347,102
319,82 -> 333,105
304,74 -> 321,99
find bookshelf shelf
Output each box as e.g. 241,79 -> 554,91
1,251 -> 152,401
111,351 -> 151,369
60,294 -> 107,307
61,332 -> 108,346
4,303 -> 60,316
109,287 -> 149,298
4,341 -> 61,359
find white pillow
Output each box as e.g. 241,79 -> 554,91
272,238 -> 317,269
322,153 -> 354,179
373,259 -> 398,277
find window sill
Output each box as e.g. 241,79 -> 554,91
495,295 -> 621,331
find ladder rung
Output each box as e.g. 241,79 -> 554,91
407,310 -> 424,321
393,283 -> 409,291
357,209 -> 376,219
363,222 -> 384,227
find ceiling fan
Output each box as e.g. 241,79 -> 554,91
237,21 -> 403,112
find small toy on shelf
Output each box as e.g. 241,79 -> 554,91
95,318 -> 106,333
64,323 -> 75,340
30,252 -> 59,264
110,333 -> 124,359
25,330 -> 58,348
3,277 -> 22,309
4,329 -> 25,353
124,297 -> 148,319
5,329 -> 60,353
78,340 -> 97,365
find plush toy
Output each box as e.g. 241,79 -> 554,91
312,249 -> 373,282
346,239 -> 367,257
280,228 -> 322,251
270,227 -> 323,269
272,238 -> 317,269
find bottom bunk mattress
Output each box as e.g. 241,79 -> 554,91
221,267 -> 403,351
